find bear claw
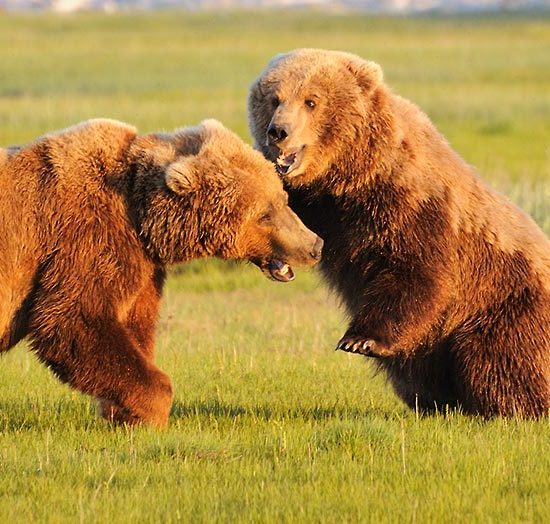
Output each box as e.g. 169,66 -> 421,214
335,336 -> 391,357
336,336 -> 374,355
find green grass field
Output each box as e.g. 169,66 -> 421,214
1,10 -> 550,523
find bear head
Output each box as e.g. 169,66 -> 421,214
131,119 -> 323,281
248,48 -> 384,188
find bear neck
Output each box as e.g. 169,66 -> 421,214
129,167 -> 236,266
334,88 -> 402,194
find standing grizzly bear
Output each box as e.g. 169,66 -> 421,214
249,48 -> 550,418
0,118 -> 323,427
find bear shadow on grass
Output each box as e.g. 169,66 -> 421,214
170,398 -> 373,422
170,399 -> 402,447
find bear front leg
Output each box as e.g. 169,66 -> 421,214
99,275 -> 165,423
32,317 -> 173,428
124,269 -> 165,361
335,263 -> 453,359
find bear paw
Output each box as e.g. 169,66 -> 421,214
98,398 -> 142,426
335,336 -> 392,357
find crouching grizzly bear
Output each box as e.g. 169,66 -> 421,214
0,118 -> 323,427
249,48 -> 550,418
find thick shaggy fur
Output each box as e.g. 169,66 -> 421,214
249,48 -> 550,418
0,118 -> 321,427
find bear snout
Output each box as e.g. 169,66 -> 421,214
267,123 -> 289,145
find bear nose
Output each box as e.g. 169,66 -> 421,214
267,124 -> 288,145
310,236 -> 324,260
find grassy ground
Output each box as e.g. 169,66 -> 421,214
1,10 -> 550,523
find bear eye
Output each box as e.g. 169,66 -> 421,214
259,211 -> 272,224
305,99 -> 316,109
271,96 -> 280,109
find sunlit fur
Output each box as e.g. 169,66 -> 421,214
249,48 -> 550,418
0,118 -> 319,427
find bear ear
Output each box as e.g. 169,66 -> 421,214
200,118 -> 225,132
267,51 -> 292,69
165,157 -> 197,195
343,54 -> 383,92
198,118 -> 228,143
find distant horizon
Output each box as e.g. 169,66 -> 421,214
2,0 -> 550,14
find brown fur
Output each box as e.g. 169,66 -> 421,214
0,118 -> 321,427
249,48 -> 550,418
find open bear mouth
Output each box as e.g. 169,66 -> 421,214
267,259 -> 295,282
274,146 -> 304,176
253,258 -> 294,282
254,259 -> 295,283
